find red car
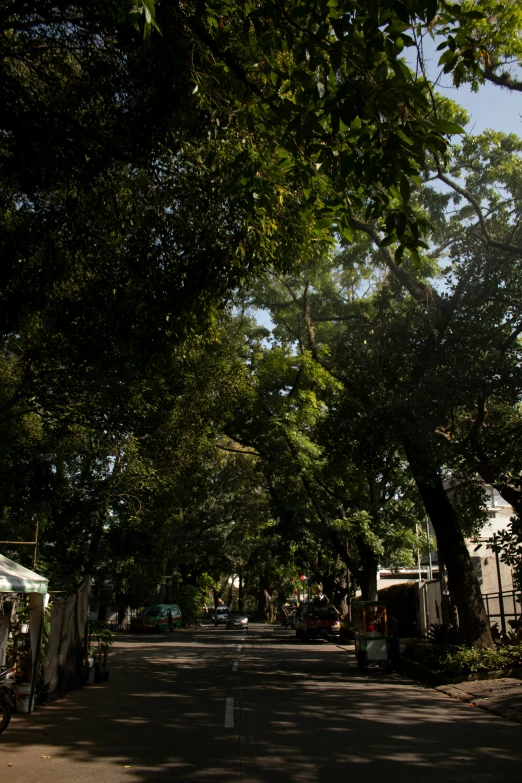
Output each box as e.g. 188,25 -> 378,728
295,602 -> 341,642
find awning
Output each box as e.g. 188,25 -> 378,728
0,553 -> 48,594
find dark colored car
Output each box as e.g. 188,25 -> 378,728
295,603 -> 341,642
226,612 -> 249,630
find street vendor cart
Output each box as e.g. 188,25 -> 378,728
353,601 -> 391,671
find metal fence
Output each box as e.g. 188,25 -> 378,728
482,590 -> 522,636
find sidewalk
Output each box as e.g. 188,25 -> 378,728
435,677 -> 522,724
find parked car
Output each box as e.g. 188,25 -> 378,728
213,606 -> 230,626
226,612 -> 249,630
295,602 -> 341,642
130,604 -> 182,633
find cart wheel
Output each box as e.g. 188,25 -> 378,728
0,701 -> 12,735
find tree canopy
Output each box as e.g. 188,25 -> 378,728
2,1 -> 522,643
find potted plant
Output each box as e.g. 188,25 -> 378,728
87,620 -> 113,684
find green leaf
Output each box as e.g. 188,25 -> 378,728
380,233 -> 396,247
433,118 -> 466,135
338,223 -> 354,242
395,129 -> 414,147
394,212 -> 407,239
315,217 -> 334,229
400,176 -> 411,204
442,54 -> 459,74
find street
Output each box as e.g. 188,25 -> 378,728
0,625 -> 521,782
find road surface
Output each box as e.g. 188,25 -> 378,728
0,625 -> 520,782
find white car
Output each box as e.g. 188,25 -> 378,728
213,607 -> 230,626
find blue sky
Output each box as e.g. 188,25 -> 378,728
417,37 -> 522,136
448,80 -> 522,136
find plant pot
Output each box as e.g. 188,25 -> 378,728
15,683 -> 35,713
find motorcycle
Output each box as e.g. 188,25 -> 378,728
0,666 -> 16,734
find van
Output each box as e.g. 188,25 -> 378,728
130,604 -> 182,633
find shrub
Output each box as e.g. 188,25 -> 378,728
176,585 -> 205,626
405,641 -> 522,674
426,623 -> 458,645
88,619 -> 113,651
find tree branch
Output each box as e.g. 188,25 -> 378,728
216,444 -> 260,456
435,162 -> 522,255
484,66 -> 522,93
349,213 -> 441,308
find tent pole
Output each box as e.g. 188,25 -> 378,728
33,521 -> 39,571
29,612 -> 44,715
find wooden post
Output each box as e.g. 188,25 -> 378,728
33,520 -> 39,571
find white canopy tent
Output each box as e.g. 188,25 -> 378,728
0,553 -> 48,594
0,553 -> 49,710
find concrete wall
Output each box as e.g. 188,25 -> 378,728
467,490 -> 515,595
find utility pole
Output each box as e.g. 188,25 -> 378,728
493,534 -> 507,637
425,517 -> 433,580
415,524 -> 422,582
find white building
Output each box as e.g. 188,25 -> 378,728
378,481 -> 519,636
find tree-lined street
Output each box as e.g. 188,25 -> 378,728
3,3 -> 522,777
1,628 -> 521,782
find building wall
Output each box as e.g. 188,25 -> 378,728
466,487 -> 515,595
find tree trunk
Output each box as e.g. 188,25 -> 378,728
238,570 -> 244,611
405,441 -> 493,648
320,574 -> 337,603
268,594 -> 275,623
255,589 -> 266,622
358,552 -> 379,601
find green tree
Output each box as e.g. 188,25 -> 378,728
221,301 -> 427,603
264,127 -> 522,647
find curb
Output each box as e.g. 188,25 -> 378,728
400,656 -> 522,725
400,656 -> 522,687
435,682 -> 522,725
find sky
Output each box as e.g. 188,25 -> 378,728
417,37 -> 522,137
444,80 -> 522,136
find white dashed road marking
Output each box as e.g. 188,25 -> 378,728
232,661 -> 239,671
225,697 -> 234,728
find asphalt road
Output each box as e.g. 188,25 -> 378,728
0,625 -> 521,782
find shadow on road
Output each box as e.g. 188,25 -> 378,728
0,627 -> 520,783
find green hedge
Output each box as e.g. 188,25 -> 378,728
406,642 -> 522,674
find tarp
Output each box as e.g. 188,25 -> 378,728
43,578 -> 90,700
0,615 -> 8,666
0,553 -> 48,594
